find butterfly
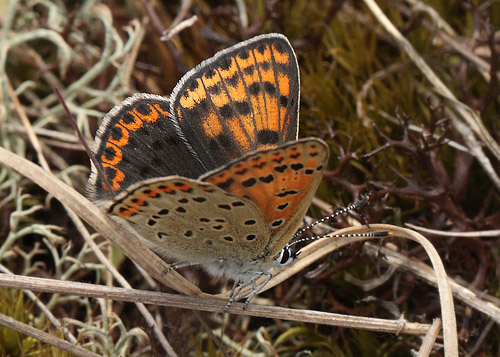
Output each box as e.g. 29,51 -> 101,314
87,33 -> 329,309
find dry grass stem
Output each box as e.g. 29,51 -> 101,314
406,223 -> 500,238
63,209 -> 176,355
363,242 -> 500,324
273,224 -> 458,356
0,274 -> 431,336
0,146 -> 203,297
418,318 -> 442,357
0,146 -> 457,353
0,263 -> 77,343
5,80 -> 50,171
1,0 -> 497,354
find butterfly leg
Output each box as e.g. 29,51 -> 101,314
240,272 -> 272,310
223,281 -> 241,312
163,258 -> 224,274
224,272 -> 273,312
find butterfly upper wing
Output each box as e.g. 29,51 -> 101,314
202,138 -> 329,261
87,94 -> 206,200
89,34 -> 300,201
170,33 -> 300,170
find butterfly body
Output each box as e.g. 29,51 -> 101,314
87,34 -> 329,306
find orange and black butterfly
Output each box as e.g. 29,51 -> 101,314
87,34 -> 329,308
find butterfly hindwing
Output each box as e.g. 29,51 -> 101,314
107,177 -> 270,262
170,33 -> 300,171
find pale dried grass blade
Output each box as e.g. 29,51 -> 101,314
418,318 -> 442,357
363,242 -> 500,323
260,224 -> 457,356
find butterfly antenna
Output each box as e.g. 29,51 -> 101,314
291,196 -> 370,241
287,195 -> 392,249
288,230 -> 392,250
55,88 -> 115,198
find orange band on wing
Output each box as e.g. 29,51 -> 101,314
101,142 -> 122,165
131,104 -> 160,123
101,163 -> 125,191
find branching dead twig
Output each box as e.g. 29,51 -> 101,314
363,0 -> 500,193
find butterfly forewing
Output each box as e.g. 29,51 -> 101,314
87,94 -> 207,200
171,34 -> 299,170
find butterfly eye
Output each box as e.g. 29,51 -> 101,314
276,246 -> 294,266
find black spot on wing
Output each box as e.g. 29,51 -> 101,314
226,72 -> 239,87
249,82 -> 260,95
259,174 -> 274,183
216,178 -> 234,190
279,95 -> 288,107
242,178 -> 257,187
219,104 -> 233,119
260,61 -> 271,71
263,82 -> 276,96
219,57 -> 232,71
207,84 -> 222,95
276,190 -> 298,198
271,219 -> 284,228
257,129 -> 279,145
238,49 -> 250,60
277,202 -> 289,211
205,68 -> 217,79
235,101 -> 251,115
243,65 -> 255,75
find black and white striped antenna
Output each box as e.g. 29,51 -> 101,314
287,195 -> 392,250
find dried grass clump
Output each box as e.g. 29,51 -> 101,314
0,0 -> 498,355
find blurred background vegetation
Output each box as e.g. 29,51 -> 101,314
0,0 -> 499,355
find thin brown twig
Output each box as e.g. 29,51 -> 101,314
0,263 -> 78,343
